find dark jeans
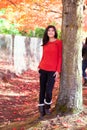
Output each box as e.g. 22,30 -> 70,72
39,69 -> 55,105
82,60 -> 87,78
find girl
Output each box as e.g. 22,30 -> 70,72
82,37 -> 87,85
38,25 -> 62,118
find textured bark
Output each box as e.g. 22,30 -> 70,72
56,0 -> 83,114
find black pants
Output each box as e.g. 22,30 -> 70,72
39,69 -> 55,105
82,60 -> 87,78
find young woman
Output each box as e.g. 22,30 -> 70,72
38,25 -> 62,118
82,37 -> 87,85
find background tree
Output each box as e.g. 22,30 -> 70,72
0,0 -> 87,34
0,0 -> 62,32
56,0 -> 83,114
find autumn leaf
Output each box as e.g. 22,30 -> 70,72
61,122 -> 71,128
12,128 -> 17,130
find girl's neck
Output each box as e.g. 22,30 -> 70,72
49,37 -> 56,42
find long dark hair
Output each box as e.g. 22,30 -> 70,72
85,37 -> 87,45
42,25 -> 58,46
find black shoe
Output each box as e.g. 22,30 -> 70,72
45,104 -> 51,115
38,106 -> 45,119
83,79 -> 87,86
45,108 -> 51,115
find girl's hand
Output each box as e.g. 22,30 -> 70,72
53,71 -> 60,80
37,69 -> 40,78
85,68 -> 87,75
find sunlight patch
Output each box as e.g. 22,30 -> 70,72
0,90 -> 27,96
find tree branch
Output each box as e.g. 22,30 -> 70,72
6,0 -> 17,7
34,2 -> 62,14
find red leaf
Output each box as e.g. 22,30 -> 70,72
12,128 -> 17,130
62,122 -> 71,128
76,119 -> 82,123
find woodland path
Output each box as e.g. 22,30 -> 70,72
0,59 -> 87,130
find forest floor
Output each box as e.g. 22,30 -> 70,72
0,59 -> 87,130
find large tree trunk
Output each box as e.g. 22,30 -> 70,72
56,0 -> 83,114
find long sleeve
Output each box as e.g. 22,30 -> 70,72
38,40 -> 62,72
56,40 -> 62,73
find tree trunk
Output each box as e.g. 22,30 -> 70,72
56,0 -> 83,114
12,35 -> 15,65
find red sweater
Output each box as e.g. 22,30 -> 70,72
38,39 -> 62,73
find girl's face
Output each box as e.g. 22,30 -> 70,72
47,27 -> 55,38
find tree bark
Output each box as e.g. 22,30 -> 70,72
56,0 -> 83,114
12,35 -> 15,65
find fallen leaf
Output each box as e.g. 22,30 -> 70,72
62,122 -> 71,128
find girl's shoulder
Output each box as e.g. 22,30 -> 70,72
56,39 -> 62,42
56,39 -> 62,44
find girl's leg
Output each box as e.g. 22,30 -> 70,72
45,71 -> 55,114
82,60 -> 87,85
39,69 -> 47,105
82,60 -> 87,77
45,71 -> 55,103
38,69 -> 48,118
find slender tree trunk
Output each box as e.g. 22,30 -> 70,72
56,0 -> 83,114
12,35 -> 15,65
